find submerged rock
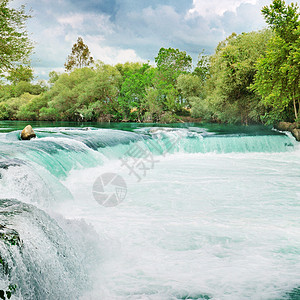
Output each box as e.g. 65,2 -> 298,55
20,125 -> 36,140
0,224 -> 22,247
0,159 -> 23,170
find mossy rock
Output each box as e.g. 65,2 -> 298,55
274,122 -> 296,131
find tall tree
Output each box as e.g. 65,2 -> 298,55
253,0 -> 300,122
193,51 -> 210,82
64,37 -> 94,71
118,63 -> 154,121
152,48 -> 193,116
196,30 -> 272,124
155,47 -> 192,84
0,0 -> 33,75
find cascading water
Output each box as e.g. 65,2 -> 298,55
0,123 -> 299,299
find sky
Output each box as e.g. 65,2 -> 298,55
12,0 -> 294,80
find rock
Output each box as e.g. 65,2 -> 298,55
20,125 -> 36,140
274,122 -> 295,131
0,159 -> 23,170
0,224 -> 22,247
274,122 -> 300,141
291,128 -> 300,141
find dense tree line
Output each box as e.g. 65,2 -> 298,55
0,0 -> 299,124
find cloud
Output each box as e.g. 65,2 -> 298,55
57,14 -> 85,29
20,0 -> 296,80
106,4 -> 224,61
187,0 -> 257,17
66,0 -> 119,16
84,35 -> 145,65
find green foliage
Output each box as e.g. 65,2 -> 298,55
177,74 -> 203,107
155,47 -> 192,75
0,78 -> 48,120
17,93 -> 49,120
118,63 -> 154,121
149,47 -> 194,119
194,30 -> 272,124
155,47 -> 192,90
0,102 -> 10,120
0,0 -> 33,75
164,87 -> 181,112
44,67 -> 94,120
6,65 -> 34,84
64,37 -> 94,71
262,0 -> 299,42
43,63 -> 122,121
48,71 -> 61,85
160,111 -> 177,123
0,80 -> 47,102
115,62 -> 143,77
253,0 -> 300,123
2,0 -> 298,125
13,81 -> 47,97
178,52 -> 209,118
193,52 -> 210,81
39,107 -> 59,121
0,84 -> 12,102
190,96 -> 211,119
0,93 -> 37,120
142,88 -> 164,122
78,62 -> 122,121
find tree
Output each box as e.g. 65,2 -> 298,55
43,67 -> 95,120
152,48 -> 193,116
155,47 -> 192,84
118,63 -> 154,121
253,0 -> 300,123
142,88 -> 164,122
43,63 -> 122,121
0,0 -> 33,75
262,0 -> 299,42
64,37 -> 94,71
6,65 -> 34,84
193,51 -> 210,81
77,62 -> 122,121
195,30 -> 272,124
115,62 -> 143,77
176,73 -> 203,106
48,71 -> 60,85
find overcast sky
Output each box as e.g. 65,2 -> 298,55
13,0 -> 294,79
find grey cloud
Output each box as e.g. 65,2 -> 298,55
22,0 -> 286,79
67,0 -> 119,17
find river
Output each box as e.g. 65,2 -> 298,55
0,122 -> 299,299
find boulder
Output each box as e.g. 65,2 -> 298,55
274,122 -> 295,131
20,125 -> 36,140
291,128 -> 300,141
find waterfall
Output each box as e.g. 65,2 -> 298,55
0,124 -> 299,299
0,199 -> 100,299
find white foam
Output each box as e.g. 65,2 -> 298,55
58,151 -> 300,299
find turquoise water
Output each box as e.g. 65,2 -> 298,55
0,122 -> 299,299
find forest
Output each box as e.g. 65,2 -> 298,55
0,0 -> 299,125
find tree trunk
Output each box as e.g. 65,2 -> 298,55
293,96 -> 297,121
